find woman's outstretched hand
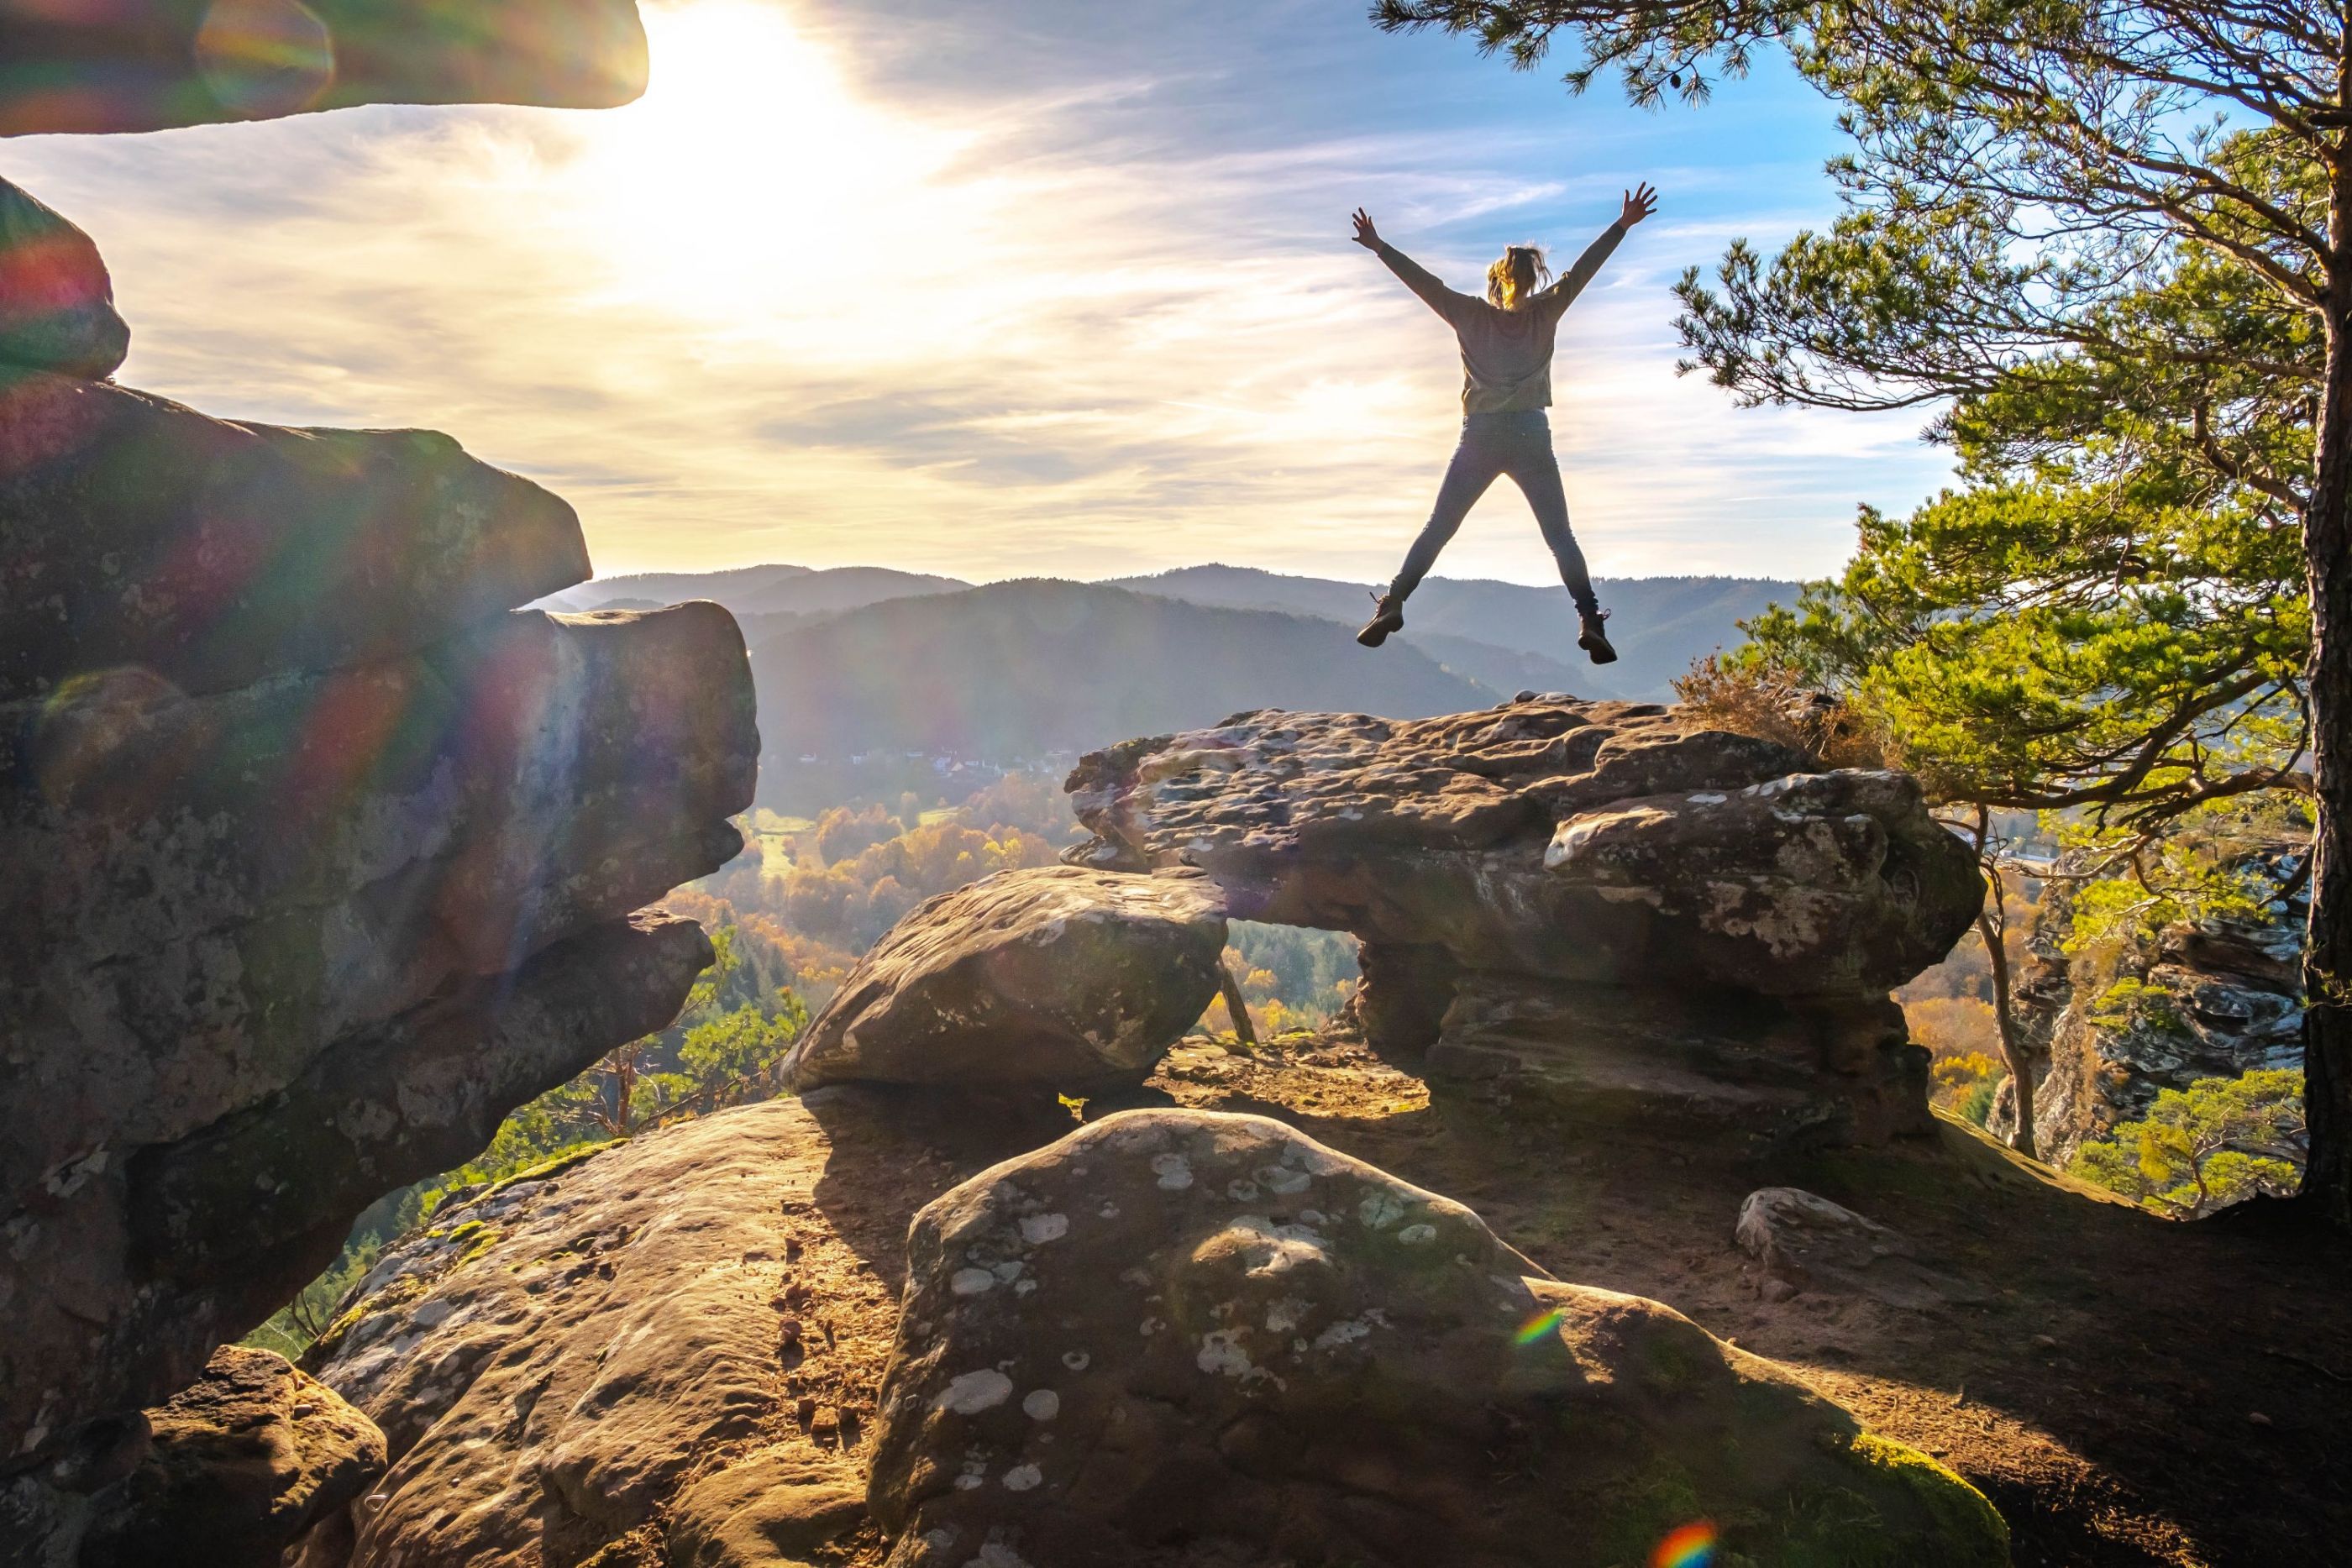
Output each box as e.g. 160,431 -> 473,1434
1620,183 -> 1659,227
1351,208 -> 1381,249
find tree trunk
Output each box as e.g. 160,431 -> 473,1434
1216,960 -> 1260,1055
1980,910 -> 2037,1160
2300,101 -> 2352,1230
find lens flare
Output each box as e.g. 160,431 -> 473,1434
195,0 -> 335,119
1512,1308 -> 1566,1347
1651,1521 -> 1717,1568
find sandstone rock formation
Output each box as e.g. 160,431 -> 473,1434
0,177 -> 129,380
2,1345 -> 385,1568
1996,842 -> 2307,1165
2,372 -> 590,700
302,1091 -> 932,1567
869,1108 -> 2010,1567
1067,700 -> 1982,1142
0,0 -> 649,135
783,866 -> 1230,1092
1,179 -> 757,1477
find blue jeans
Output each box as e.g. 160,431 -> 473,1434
1389,410 -> 1597,614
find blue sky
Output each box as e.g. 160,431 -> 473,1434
2,0 -> 1954,584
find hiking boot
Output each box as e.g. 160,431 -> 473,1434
1578,607 -> 1619,665
1357,591 -> 1406,648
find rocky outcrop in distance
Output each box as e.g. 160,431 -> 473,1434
0,0 -> 649,135
782,866 -> 1230,1092
0,176 -> 757,1488
1067,698 -> 1983,1143
1996,842 -> 2306,1165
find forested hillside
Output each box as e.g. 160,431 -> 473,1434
746,579 -> 1492,808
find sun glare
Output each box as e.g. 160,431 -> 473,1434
559,0 -> 980,332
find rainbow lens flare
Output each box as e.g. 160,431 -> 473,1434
1650,1521 -> 1717,1568
1512,1308 -> 1566,1346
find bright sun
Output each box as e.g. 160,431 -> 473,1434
562,0 -> 978,325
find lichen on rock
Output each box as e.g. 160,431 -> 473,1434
867,1108 -> 2009,1567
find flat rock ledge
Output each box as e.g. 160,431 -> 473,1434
291,1096 -> 2010,1568
1065,700 -> 1983,1146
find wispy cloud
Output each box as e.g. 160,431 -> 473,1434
0,0 -> 1950,585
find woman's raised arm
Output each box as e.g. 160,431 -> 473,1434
1354,207 -> 1476,323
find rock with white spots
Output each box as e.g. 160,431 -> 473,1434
868,1109 -> 2010,1568
782,867 -> 1230,1091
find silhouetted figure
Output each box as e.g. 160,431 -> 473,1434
1351,184 -> 1657,663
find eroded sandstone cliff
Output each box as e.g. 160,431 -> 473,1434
0,170 -> 756,1510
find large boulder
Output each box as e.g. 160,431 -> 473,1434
0,0 -> 648,135
1066,700 -> 1982,1143
782,867 -> 1229,1092
304,1091 -> 937,1568
1067,700 -> 1979,994
1,384 -> 758,1470
868,1108 -> 2010,1567
0,178 -> 129,380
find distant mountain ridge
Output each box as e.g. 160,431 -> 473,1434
539,560 -> 1796,703
1107,564 -> 1800,701
743,579 -> 1493,810
535,563 -> 1798,808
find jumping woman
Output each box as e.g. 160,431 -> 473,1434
1350,182 -> 1657,663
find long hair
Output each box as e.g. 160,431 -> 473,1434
1485,244 -> 1551,308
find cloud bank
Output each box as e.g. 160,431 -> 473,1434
1,0 -> 1952,584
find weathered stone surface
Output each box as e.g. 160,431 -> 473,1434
1426,976 -> 1935,1145
1996,842 -> 2306,1165
0,177 -> 128,380
783,867 -> 1229,1092
3,571 -> 756,1461
1067,700 -> 1979,1144
0,0 -> 648,135
3,601 -> 754,1210
1735,1188 -> 1990,1308
1066,700 -> 1981,996
3,1345 -> 385,1568
0,375 -> 591,701
3,909 -> 715,1494
306,1093 -> 918,1568
869,1109 -> 2010,1568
